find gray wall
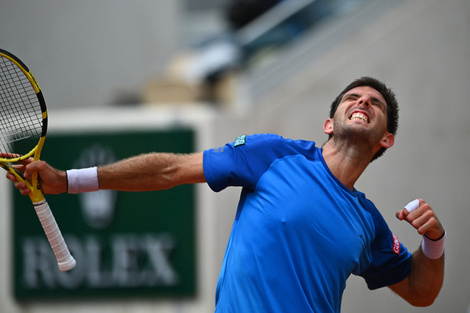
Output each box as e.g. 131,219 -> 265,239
0,1 -> 182,109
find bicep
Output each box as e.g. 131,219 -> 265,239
173,152 -> 206,185
98,152 -> 205,191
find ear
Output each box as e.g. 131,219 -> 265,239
323,118 -> 334,135
379,132 -> 395,149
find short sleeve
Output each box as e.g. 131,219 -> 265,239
203,133 -> 316,192
359,199 -> 413,289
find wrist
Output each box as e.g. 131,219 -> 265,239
59,170 -> 69,194
66,167 -> 99,194
424,231 -> 446,241
422,230 -> 446,259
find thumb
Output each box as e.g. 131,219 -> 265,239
23,161 -> 40,179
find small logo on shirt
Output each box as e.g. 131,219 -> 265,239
234,135 -> 247,147
392,233 -> 401,255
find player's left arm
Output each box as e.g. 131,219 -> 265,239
389,199 -> 445,306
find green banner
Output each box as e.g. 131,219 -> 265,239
12,128 -> 196,300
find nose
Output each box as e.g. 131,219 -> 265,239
358,97 -> 370,107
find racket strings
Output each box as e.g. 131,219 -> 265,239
0,55 -> 43,157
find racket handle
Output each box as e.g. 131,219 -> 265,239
33,200 -> 76,271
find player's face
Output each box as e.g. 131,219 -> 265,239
326,86 -> 393,148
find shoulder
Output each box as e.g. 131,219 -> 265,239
204,133 -> 319,166
202,134 -> 318,191
244,133 -> 317,152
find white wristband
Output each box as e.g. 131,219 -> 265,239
66,167 -> 99,194
422,231 -> 446,259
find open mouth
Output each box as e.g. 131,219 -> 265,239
349,112 -> 369,123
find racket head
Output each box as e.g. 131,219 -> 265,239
0,50 -> 75,271
0,49 -> 48,164
0,49 -> 48,202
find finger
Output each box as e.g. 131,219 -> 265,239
404,199 -> 420,214
0,152 -> 20,158
11,164 -> 27,178
396,210 -> 406,220
402,201 -> 444,238
415,211 -> 443,238
396,199 -> 420,220
22,157 -> 34,167
409,209 -> 434,233
20,187 -> 32,195
14,181 -> 31,195
404,199 -> 425,223
6,172 -> 18,182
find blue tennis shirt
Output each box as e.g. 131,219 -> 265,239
203,134 -> 412,313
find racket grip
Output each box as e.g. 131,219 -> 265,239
33,200 -> 76,271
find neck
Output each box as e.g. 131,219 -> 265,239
321,138 -> 374,190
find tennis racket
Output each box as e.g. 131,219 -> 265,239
0,49 -> 76,272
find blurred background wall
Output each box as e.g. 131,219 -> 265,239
1,0 -> 469,312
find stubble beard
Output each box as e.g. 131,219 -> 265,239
332,120 -> 383,153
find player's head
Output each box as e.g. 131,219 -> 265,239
328,77 -> 399,162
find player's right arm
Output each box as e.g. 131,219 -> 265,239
6,158 -> 67,195
98,152 -> 205,191
6,152 -> 206,195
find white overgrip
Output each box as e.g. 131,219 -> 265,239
33,200 -> 76,271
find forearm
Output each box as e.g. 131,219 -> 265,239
390,245 -> 444,307
408,246 -> 445,306
97,152 -> 205,191
9,151 -> 205,195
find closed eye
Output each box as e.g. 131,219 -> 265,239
343,94 -> 359,101
370,98 -> 386,111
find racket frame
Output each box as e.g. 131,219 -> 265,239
0,49 -> 75,271
0,49 -> 48,203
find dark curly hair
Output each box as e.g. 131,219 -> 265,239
328,77 -> 399,162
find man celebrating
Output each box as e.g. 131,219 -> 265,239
7,77 -> 445,312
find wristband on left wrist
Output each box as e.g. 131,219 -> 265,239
422,231 -> 446,259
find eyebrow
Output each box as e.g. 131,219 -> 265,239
343,93 -> 386,108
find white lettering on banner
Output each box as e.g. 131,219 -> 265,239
22,234 -> 180,290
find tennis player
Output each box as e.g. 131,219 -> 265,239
8,77 -> 445,313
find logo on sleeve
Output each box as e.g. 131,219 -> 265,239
392,233 -> 401,255
234,135 -> 247,147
